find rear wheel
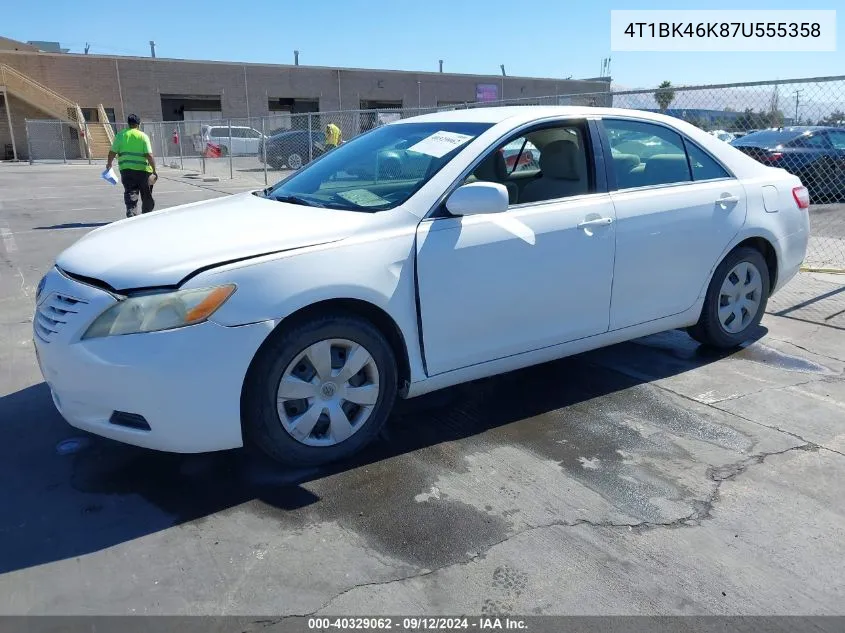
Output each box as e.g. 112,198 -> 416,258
688,247 -> 770,349
243,314 -> 398,466
287,153 -> 303,170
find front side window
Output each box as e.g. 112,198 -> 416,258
604,119 -> 692,189
468,122 -> 591,206
264,121 -> 492,212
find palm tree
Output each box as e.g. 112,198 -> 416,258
654,80 -> 675,112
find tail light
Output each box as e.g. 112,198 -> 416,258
763,152 -> 783,162
792,186 -> 810,209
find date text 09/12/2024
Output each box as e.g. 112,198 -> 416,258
307,617 -> 528,630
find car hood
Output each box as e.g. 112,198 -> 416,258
56,192 -> 370,290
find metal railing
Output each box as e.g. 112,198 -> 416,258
22,74 -> 845,271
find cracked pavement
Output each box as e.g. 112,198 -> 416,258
1,165 -> 844,615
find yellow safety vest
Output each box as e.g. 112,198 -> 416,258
111,128 -> 154,173
326,123 -> 341,147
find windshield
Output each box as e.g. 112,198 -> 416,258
264,121 -> 492,211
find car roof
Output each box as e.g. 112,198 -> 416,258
394,105 -> 692,127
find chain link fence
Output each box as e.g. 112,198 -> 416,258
24,75 -> 845,272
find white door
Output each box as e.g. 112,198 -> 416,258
602,118 -> 748,330
416,194 -> 617,376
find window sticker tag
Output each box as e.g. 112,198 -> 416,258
336,189 -> 390,207
407,131 -> 474,158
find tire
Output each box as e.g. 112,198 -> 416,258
242,314 -> 398,467
219,145 -> 229,157
688,247 -> 770,349
287,153 -> 303,170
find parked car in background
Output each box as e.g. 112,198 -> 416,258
731,126 -> 845,200
35,106 -> 809,467
201,125 -> 265,156
709,130 -> 736,143
501,139 -> 539,171
261,130 -> 327,170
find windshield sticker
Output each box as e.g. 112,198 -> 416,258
407,131 -> 474,158
336,189 -> 390,207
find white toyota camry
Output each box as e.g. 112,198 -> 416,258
34,106 -> 810,466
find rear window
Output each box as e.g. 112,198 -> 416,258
732,130 -> 801,146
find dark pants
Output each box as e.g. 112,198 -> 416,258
120,169 -> 155,217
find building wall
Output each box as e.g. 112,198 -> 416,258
0,50 -> 610,125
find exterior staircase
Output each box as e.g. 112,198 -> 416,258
0,63 -> 92,158
86,104 -> 115,159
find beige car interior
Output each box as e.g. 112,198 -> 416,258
467,126 -> 590,206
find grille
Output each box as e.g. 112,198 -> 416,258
34,293 -> 87,343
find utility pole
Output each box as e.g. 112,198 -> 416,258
793,89 -> 803,124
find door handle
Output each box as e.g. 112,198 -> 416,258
718,194 -> 740,204
577,217 -> 614,229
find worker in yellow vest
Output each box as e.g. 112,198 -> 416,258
106,114 -> 158,217
325,122 -> 342,150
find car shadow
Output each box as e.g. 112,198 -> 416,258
0,327 -> 769,574
34,222 -> 111,230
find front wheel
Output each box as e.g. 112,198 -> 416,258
242,314 -> 398,466
688,247 -> 770,348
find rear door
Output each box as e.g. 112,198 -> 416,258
601,118 -> 747,330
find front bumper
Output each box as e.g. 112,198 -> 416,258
34,268 -> 274,452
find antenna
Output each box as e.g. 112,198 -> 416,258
500,64 -> 506,77
84,42 -> 90,55
149,41 -> 156,58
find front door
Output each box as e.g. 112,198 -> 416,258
416,195 -> 617,375
416,120 -> 622,376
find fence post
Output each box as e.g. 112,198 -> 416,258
308,113 -> 313,163
159,122 -> 166,168
201,125 -> 206,175
229,120 -> 234,179
178,122 -> 184,171
60,124 -> 67,164
27,124 -> 33,165
262,117 -> 267,186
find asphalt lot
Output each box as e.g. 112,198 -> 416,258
1,164 -> 844,615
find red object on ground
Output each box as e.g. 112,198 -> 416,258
172,129 -> 179,145
204,142 -> 221,158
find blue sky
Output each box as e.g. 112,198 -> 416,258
4,0 -> 843,88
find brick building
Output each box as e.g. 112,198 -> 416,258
0,36 -> 610,160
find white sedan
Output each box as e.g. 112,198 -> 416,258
34,106 -> 810,466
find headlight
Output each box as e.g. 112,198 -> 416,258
82,284 -> 236,339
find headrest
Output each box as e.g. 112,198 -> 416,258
643,154 -> 690,183
474,150 -> 508,182
539,141 -> 580,180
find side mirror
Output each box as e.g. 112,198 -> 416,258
445,182 -> 509,216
